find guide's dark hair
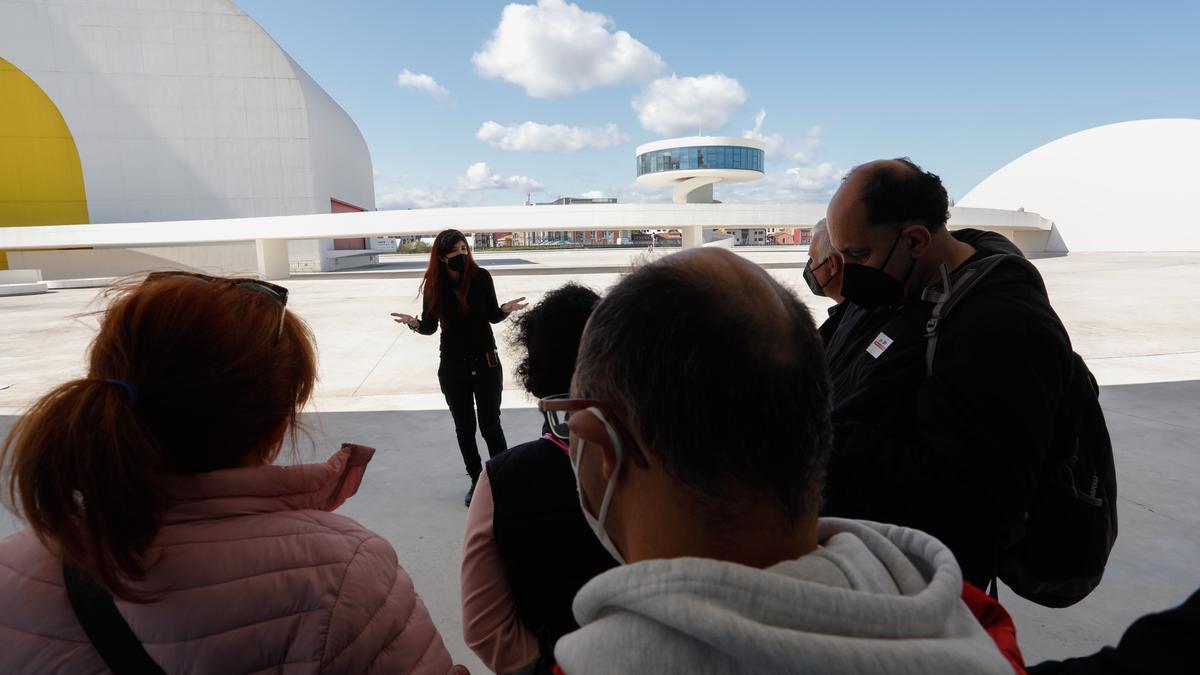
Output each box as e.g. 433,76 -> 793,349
510,283 -> 600,399
418,229 -> 478,320
574,250 -> 833,524
849,157 -> 950,232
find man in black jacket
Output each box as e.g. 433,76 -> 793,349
820,157 -> 1075,588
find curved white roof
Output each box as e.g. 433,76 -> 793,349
958,119 -> 1200,252
636,136 -> 766,155
0,0 -> 375,223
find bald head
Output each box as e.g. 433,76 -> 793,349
659,248 -> 795,338
829,158 -> 949,244
574,246 -> 832,523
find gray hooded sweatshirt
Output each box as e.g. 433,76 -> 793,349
554,518 -> 1013,674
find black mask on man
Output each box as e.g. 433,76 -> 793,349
840,230 -> 915,309
803,257 -> 834,297
446,254 -> 466,273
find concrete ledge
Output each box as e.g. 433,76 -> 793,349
45,277 -> 119,290
0,269 -> 42,283
0,282 -> 48,296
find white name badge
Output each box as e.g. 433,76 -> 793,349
866,332 -> 894,359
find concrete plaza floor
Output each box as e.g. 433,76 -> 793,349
1,247 -> 1199,670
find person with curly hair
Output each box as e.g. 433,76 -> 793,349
460,283 -> 617,675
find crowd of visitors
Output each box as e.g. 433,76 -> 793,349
2,158 -> 1187,674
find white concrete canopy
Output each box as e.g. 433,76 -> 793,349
0,202 -> 1053,279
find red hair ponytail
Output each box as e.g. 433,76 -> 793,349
2,275 -> 317,601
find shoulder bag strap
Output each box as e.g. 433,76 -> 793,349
923,254 -> 1021,376
62,563 -> 166,675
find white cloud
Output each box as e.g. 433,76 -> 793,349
632,74 -> 747,136
458,162 -> 546,193
375,162 -> 545,210
476,120 -> 629,152
396,69 -> 449,99
723,162 -> 848,203
741,110 -> 822,162
376,184 -> 462,210
473,0 -> 665,98
580,181 -> 672,204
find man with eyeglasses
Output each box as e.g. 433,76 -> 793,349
546,247 -> 1015,674
820,158 -> 1083,593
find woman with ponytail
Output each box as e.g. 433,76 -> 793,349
0,273 -> 462,675
392,230 -> 527,506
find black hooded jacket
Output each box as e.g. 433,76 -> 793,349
820,229 -> 1074,587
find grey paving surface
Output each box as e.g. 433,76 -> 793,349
2,248 -> 1199,670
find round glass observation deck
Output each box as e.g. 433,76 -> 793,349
637,144 -> 764,177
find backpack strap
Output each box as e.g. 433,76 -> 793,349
923,254 -> 1025,377
62,563 -> 166,675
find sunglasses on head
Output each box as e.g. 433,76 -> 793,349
144,271 -> 289,342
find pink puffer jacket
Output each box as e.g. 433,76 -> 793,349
0,444 -> 456,674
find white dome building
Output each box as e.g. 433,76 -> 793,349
0,0 -> 379,276
958,119 -> 1200,252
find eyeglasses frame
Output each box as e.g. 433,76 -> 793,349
538,394 -> 648,468
144,271 -> 289,342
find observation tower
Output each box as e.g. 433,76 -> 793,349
635,136 -> 766,204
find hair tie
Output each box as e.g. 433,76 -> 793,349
104,379 -> 139,405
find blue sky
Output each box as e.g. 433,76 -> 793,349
237,0 -> 1199,209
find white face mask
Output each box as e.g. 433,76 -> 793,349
570,407 -> 626,565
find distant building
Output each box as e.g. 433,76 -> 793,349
532,197 -> 621,245
538,197 -> 618,206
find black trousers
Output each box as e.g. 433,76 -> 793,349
438,351 -> 508,480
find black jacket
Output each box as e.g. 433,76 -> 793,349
819,302 -> 846,345
1028,587 -> 1199,674
486,436 -> 618,673
416,267 -> 507,358
820,229 -> 1074,587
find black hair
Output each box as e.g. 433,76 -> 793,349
509,283 -> 600,399
574,252 -> 833,524
436,229 -> 467,255
850,157 -> 950,232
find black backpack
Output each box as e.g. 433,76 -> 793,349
923,253 -> 1118,608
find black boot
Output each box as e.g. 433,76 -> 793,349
465,475 -> 479,507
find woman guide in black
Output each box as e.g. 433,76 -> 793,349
392,229 -> 528,505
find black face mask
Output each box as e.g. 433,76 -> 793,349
803,257 -> 834,297
840,231 -> 915,309
446,253 -> 466,273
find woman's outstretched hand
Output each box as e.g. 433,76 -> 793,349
501,297 -> 528,315
391,312 -> 418,327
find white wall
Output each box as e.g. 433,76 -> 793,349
959,119 -> 1200,252
0,0 -> 323,222
290,55 -> 375,213
0,0 -> 378,273
9,242 -> 256,280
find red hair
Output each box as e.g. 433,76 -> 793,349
1,275 -> 317,601
418,229 -> 478,322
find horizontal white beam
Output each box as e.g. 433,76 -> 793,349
0,203 -> 1052,251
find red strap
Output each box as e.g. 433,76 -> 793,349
962,581 -> 1026,674
543,432 -> 570,455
